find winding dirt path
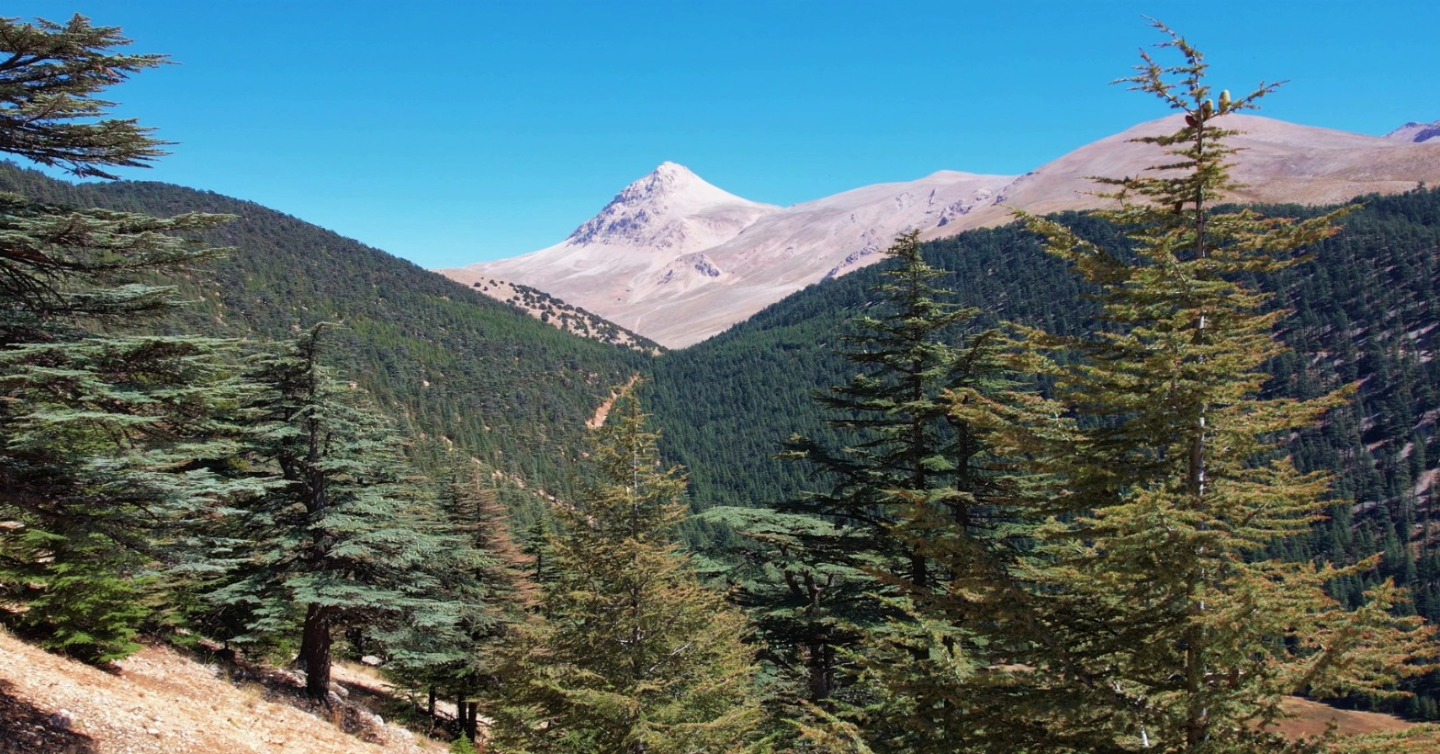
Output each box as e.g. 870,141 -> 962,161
587,374 -> 641,429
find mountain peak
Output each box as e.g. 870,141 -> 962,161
653,160 -> 694,178
619,162 -> 722,204
1386,120 -> 1440,144
565,163 -> 777,249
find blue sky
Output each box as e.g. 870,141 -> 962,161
18,1 -> 1440,268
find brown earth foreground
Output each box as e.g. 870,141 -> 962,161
0,629 -> 444,754
4,627 -> 1440,753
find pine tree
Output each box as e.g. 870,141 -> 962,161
1017,23 -> 1437,751
0,336 -> 263,661
0,15 -> 242,659
211,326 -> 459,701
698,504 -> 876,708
0,14 -> 227,347
740,230 -> 1039,720
0,14 -> 166,178
754,232 -> 1063,752
742,231 -> 979,710
488,390 -> 762,753
782,231 -> 979,589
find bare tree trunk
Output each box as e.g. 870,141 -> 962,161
465,700 -> 479,741
298,603 -> 333,701
807,641 -> 834,701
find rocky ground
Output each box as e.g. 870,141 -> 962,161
3,625 -> 1438,753
0,629 -> 445,754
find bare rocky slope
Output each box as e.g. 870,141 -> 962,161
1387,120 -> 1440,144
442,114 -> 1440,348
4,628 -> 1436,752
0,629 -> 445,754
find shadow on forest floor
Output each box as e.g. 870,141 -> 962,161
0,678 -> 99,754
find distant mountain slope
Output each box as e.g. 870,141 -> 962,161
462,276 -> 658,352
956,115 -> 1440,224
443,162 -> 779,321
0,162 -> 645,505
1387,120 -> 1440,144
448,115 -> 1440,348
444,165 -> 1010,347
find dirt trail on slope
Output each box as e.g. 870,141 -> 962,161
587,374 -> 641,429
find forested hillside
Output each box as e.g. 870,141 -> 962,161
6,140 -> 1435,626
0,161 -> 645,508
9,14 -> 1440,751
647,186 -> 1440,713
15,154 -> 1431,622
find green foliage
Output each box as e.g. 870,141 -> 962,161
780,231 -> 987,581
722,230 -> 1059,752
382,458 -> 539,741
647,170 -> 1440,719
488,392 -> 762,753
208,327 -> 462,699
712,230 -> 1022,725
0,14 -> 167,179
0,15 -> 247,664
9,530 -> 151,663
0,191 -> 231,345
0,335 -> 263,662
0,159 -> 645,516
1012,24 -> 1436,751
450,735 -> 479,754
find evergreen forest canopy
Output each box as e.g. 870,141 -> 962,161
1,12 -> 1440,753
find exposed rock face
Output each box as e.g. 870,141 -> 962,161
443,115 -> 1440,348
1386,121 -> 1440,144
563,161 -> 777,250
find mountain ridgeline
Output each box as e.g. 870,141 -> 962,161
445,116 -> 1440,349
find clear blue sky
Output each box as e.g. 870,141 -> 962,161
18,1 -> 1440,268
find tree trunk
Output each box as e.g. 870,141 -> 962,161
428,685 -> 436,719
465,700 -> 479,741
807,640 -> 834,701
299,603 -> 333,701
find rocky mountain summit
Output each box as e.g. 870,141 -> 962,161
564,161 -> 780,250
443,115 -> 1440,348
1387,120 -> 1440,144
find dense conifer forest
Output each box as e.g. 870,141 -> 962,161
4,13 -> 1440,753
0,160 -> 648,516
650,193 -> 1440,666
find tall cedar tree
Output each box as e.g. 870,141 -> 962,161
783,231 -> 976,589
756,231 -> 1027,709
697,504 -> 877,708
211,326 -> 459,700
1018,24 -> 1436,752
0,15 -> 241,661
763,232 -> 1059,752
0,14 -> 226,346
0,14 -> 165,179
488,391 -> 762,754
